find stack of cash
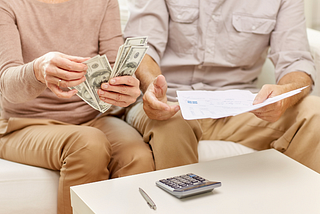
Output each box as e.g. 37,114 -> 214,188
70,36 -> 148,113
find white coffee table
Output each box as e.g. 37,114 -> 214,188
70,149 -> 320,214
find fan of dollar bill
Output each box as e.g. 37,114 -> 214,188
69,36 -> 148,113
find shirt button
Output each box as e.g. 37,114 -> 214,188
212,15 -> 218,21
198,65 -> 203,69
252,26 -> 256,30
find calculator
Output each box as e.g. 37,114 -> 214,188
156,173 -> 221,198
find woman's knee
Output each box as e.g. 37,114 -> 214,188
63,126 -> 111,169
110,139 -> 155,177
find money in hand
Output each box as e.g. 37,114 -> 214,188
114,46 -> 148,78
71,36 -> 148,113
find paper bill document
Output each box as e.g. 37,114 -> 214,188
177,86 -> 308,120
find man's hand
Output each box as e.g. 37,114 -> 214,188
251,72 -> 312,122
34,52 -> 89,98
250,84 -> 289,122
133,54 -> 179,120
142,75 -> 180,120
98,75 -> 141,107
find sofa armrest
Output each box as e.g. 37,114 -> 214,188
307,28 -> 320,96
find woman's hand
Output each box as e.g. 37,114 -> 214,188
34,52 -> 89,98
97,75 -> 141,107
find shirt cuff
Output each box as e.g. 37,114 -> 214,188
146,45 -> 161,66
28,60 -> 47,90
276,60 -> 316,91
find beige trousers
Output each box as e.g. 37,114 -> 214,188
126,95 -> 320,173
126,102 -> 202,170
0,114 -> 155,214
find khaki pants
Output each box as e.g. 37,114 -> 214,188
126,95 -> 320,173
0,114 -> 155,214
126,102 -> 202,170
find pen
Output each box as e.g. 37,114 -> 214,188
139,187 -> 157,210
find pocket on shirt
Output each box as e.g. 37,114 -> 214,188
227,14 -> 276,66
166,0 -> 199,54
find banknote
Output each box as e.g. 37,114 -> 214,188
113,46 -> 148,78
70,36 -> 148,113
111,37 -> 148,78
85,54 -> 113,91
70,82 -> 100,111
124,36 -> 148,46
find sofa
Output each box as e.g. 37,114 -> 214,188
1,6 -> 319,214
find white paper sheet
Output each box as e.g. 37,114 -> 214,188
177,86 -> 307,120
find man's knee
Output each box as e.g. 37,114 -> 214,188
295,95 -> 320,120
147,111 -> 202,141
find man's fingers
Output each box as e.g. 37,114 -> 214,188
153,75 -> 167,88
144,104 -> 180,120
142,92 -> 180,120
251,103 -> 274,114
153,75 -> 167,98
253,84 -> 278,105
143,92 -> 170,111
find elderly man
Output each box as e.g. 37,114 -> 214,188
122,0 -> 320,173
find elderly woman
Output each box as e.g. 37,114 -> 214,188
0,0 -> 154,213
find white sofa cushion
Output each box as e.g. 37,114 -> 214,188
0,158 -> 59,214
198,140 -> 257,162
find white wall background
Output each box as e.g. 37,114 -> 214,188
305,0 -> 320,30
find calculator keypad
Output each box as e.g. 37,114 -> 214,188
159,173 -> 206,189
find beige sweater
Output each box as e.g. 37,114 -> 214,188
0,0 -> 123,124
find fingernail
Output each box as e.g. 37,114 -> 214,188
99,90 -> 105,95
153,77 -> 157,84
110,79 -> 115,84
102,84 -> 108,90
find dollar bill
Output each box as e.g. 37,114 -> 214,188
71,36 -> 148,113
112,36 -> 148,77
111,45 -> 125,78
114,46 -> 148,77
124,36 -> 148,46
85,54 -> 113,91
70,83 -> 100,111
